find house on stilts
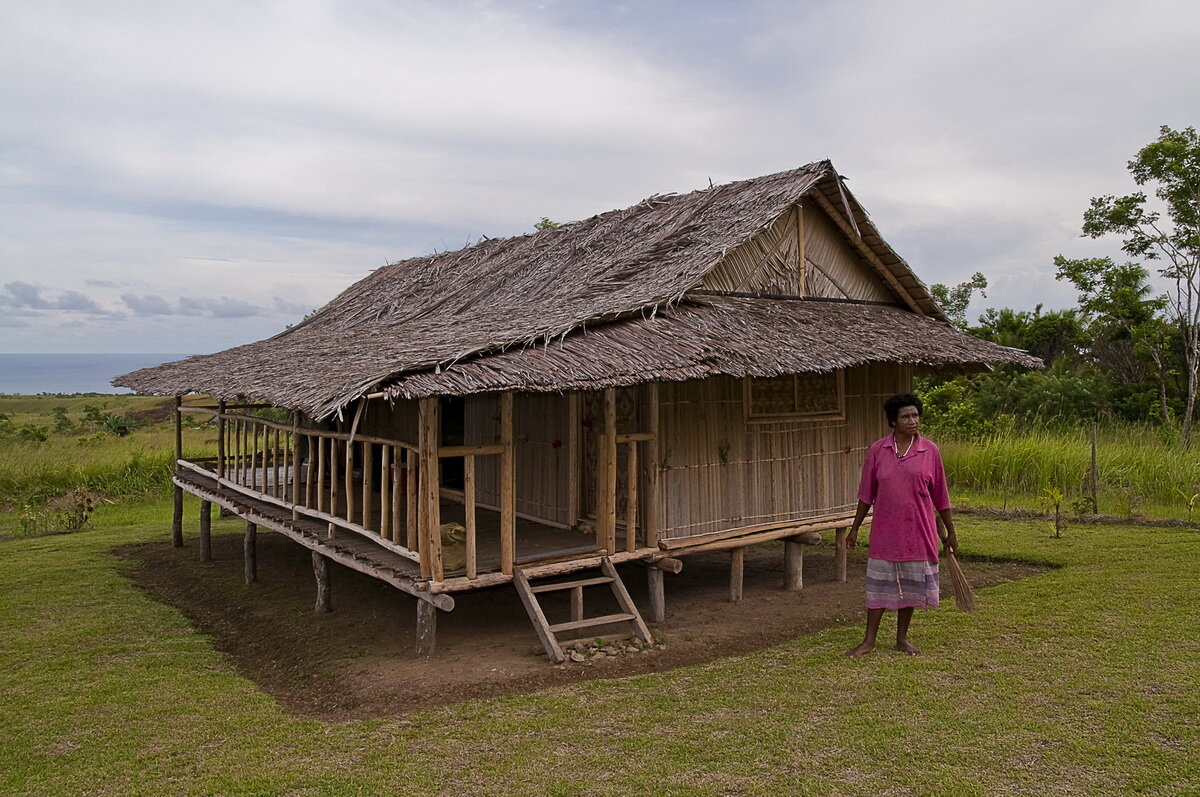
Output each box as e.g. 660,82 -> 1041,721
116,161 -> 1039,662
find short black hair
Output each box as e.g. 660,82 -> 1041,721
883,393 -> 922,427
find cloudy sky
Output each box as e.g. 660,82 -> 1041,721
1,0 -> 1197,354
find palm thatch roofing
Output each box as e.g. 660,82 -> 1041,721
115,160 -> 1040,418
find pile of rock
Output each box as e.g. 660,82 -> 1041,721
561,637 -> 659,664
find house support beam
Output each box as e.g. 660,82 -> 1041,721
646,566 -> 665,623
199,500 -> 212,562
835,528 -> 849,582
418,398 -> 442,581
243,521 -> 257,584
729,546 -> 744,603
172,487 -> 184,548
601,388 -> 618,554
646,383 -> 660,548
415,600 -> 437,657
500,391 -> 515,574
313,551 -> 331,613
784,537 -> 804,591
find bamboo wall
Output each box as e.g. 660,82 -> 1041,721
802,206 -> 894,303
657,363 -> 910,539
467,392 -> 573,526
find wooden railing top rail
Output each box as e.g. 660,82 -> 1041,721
179,406 -> 417,450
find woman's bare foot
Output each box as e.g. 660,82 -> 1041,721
845,642 -> 875,658
895,639 -> 921,656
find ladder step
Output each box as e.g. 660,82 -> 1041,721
548,613 -> 635,634
530,576 -> 614,594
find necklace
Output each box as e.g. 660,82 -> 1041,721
894,434 -> 915,458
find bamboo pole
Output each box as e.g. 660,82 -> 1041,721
172,398 -> 183,548
500,391 -> 515,575
291,413 -> 301,522
626,441 -> 638,553
380,444 -> 391,540
464,454 -> 477,580
406,447 -> 418,550
418,398 -> 442,580
602,388 -> 618,554
568,392 -> 580,527
216,400 -> 227,479
316,435 -> 327,513
344,434 -> 354,525
362,441 -> 374,532
646,383 -> 660,547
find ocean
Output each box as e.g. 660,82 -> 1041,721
0,353 -> 192,395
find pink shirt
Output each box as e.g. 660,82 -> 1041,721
857,434 -> 951,562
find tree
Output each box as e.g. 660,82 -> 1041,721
1076,125 -> 1200,442
930,272 -> 987,329
1053,256 -> 1173,422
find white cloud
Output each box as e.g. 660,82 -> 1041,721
0,0 -> 1198,351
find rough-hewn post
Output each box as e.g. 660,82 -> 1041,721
199,500 -> 212,563
729,546 -> 744,603
835,528 -> 848,583
646,382 -> 660,547
243,521 -> 257,584
784,538 -> 804,591
500,391 -> 515,574
312,551 -> 331,613
415,600 -> 437,657
172,396 -> 184,547
418,398 -> 442,580
602,388 -> 617,554
647,566 -> 665,622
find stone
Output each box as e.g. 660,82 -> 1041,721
569,651 -> 585,662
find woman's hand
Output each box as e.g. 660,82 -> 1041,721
846,526 -> 860,549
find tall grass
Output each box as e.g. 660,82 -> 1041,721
0,427 -> 214,507
939,426 -> 1197,515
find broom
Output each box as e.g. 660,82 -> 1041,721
938,516 -> 976,613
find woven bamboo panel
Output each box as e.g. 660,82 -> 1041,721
804,205 -> 894,303
700,207 -> 801,294
658,363 -> 909,539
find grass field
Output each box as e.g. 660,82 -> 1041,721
2,498 -> 1197,795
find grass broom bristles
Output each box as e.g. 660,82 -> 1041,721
943,550 -> 976,612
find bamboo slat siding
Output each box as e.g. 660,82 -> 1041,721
802,204 -> 894,303
700,206 -> 802,295
657,364 -> 906,540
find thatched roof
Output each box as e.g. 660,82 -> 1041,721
115,161 -> 1038,418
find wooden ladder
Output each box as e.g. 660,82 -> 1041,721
513,557 -> 653,663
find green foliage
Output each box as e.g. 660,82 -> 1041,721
930,271 -> 987,329
1075,124 -> 1200,439
534,216 -> 561,231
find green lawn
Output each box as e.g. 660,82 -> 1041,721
2,500 -> 1197,795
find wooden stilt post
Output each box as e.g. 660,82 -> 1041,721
500,391 -> 515,575
646,383 -> 660,548
570,586 -> 584,623
729,546 -> 744,603
199,500 -> 212,563
602,388 -> 617,554
418,398 -> 442,580
243,521 -> 257,584
835,528 -> 848,583
647,566 -> 665,623
216,400 -> 226,479
172,486 -> 184,548
415,600 -> 437,657
312,551 -> 331,613
784,537 -> 804,591
172,395 -> 184,547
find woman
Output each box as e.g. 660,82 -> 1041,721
845,393 -> 957,657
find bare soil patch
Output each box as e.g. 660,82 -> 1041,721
118,530 -> 1045,721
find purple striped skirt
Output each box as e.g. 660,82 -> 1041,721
865,558 -> 940,610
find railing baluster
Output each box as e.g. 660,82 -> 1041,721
362,441 -> 374,532
380,444 -> 391,540
406,447 -> 418,550
626,441 -> 638,553
465,454 -> 477,579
